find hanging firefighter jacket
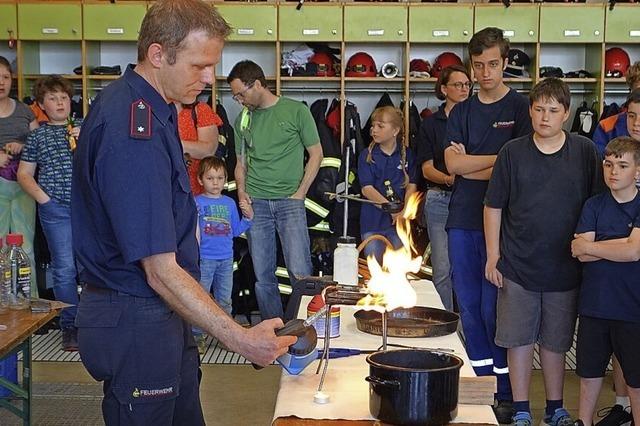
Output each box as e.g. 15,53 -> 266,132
306,98 -> 341,231
209,98 -> 238,193
361,92 -> 395,147
330,101 -> 364,240
400,99 -> 421,153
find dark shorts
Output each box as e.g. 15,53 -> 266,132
576,315 -> 640,388
75,285 -> 204,425
496,278 -> 577,353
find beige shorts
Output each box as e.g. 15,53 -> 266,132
495,278 -> 578,353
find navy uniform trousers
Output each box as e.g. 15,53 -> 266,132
75,285 -> 205,425
448,228 -> 512,402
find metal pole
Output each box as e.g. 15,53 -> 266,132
342,120 -> 353,239
382,311 -> 388,351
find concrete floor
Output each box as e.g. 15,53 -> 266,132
0,361 -> 618,425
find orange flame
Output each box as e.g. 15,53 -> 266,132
358,192 -> 424,312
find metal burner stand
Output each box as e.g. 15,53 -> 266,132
315,286 -> 391,398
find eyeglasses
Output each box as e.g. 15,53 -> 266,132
232,82 -> 255,102
446,81 -> 473,90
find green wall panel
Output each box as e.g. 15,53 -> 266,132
217,5 -> 276,42
279,5 -> 342,42
475,5 -> 538,43
0,4 -> 17,40
345,5 -> 407,42
83,3 -> 146,41
18,3 -> 82,41
605,5 -> 640,43
410,5 -> 473,43
540,5 -> 604,43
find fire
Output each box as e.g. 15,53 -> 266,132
358,192 -> 424,312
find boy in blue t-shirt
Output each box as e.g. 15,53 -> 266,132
571,137 -> 640,426
194,156 -> 252,353
17,75 -> 81,352
444,27 -> 532,423
484,78 -> 602,426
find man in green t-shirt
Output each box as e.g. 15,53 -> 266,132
228,60 -> 322,320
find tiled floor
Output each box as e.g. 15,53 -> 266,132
1,361 -> 618,426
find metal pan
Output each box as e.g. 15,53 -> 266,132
354,306 -> 459,338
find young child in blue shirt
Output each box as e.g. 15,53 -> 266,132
17,75 -> 81,352
358,106 -> 417,263
194,156 -> 252,352
571,136 -> 640,426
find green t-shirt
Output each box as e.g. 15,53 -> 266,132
234,97 -> 319,199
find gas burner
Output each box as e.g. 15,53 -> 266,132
323,285 -> 368,306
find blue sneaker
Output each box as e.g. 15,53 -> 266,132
514,411 -> 533,426
543,408 -> 574,426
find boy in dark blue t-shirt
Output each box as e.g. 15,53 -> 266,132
444,27 -> 532,423
571,137 -> 640,426
484,78 -> 602,426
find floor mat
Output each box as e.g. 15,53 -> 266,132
27,331 -> 251,365
2,382 -> 104,426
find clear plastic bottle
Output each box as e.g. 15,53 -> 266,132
333,236 -> 359,287
0,239 -> 8,313
6,233 -> 31,310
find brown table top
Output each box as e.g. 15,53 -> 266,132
0,308 -> 59,359
274,417 -> 495,425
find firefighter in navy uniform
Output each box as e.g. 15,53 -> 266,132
71,1 -> 295,424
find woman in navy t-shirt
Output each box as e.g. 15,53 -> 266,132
416,64 -> 471,311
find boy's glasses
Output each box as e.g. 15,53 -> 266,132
232,82 -> 255,102
447,81 -> 473,90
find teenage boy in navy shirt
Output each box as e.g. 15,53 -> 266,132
571,136 -> 640,426
484,78 -> 602,426
444,27 -> 532,423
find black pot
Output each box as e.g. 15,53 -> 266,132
365,349 -> 463,426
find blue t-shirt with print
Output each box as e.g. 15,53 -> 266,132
446,89 -> 532,231
358,144 -> 417,235
575,190 -> 640,322
196,194 -> 251,260
22,121 -> 81,206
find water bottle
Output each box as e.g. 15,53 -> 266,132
0,238 -> 9,313
6,233 -> 31,310
333,236 -> 359,287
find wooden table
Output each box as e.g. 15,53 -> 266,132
272,281 -> 498,426
0,307 -> 59,426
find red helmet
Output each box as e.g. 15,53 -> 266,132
345,52 -> 377,77
309,52 -> 336,77
605,47 -> 631,78
409,59 -> 431,78
432,52 -> 463,78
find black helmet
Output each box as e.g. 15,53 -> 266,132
504,49 -> 530,78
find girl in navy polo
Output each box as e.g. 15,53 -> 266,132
358,106 -> 417,263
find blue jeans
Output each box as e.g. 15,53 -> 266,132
361,228 -> 403,265
38,199 -> 78,329
248,198 -> 312,320
194,257 -> 233,335
424,189 -> 453,311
